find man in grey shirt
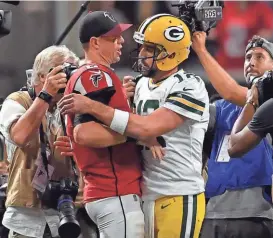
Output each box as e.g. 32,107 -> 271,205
192,33 -> 273,237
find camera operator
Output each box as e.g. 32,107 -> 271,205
192,33 -> 273,237
0,45 -> 80,238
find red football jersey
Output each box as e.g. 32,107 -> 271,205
65,63 -> 142,203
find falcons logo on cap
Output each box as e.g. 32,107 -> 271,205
104,12 -> 116,22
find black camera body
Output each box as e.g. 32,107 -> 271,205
39,178 -> 81,238
172,0 -> 224,33
39,178 -> 78,209
252,71 -> 273,106
58,62 -> 78,94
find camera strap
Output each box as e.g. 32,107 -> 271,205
60,115 -> 79,184
39,124 -> 50,179
20,86 -> 50,178
39,118 -> 79,184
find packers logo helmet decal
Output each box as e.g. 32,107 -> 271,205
132,14 -> 192,72
164,26 -> 185,42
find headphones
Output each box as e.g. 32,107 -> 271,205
20,86 -> 36,101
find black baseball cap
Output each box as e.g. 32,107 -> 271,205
245,37 -> 273,59
79,11 -> 132,44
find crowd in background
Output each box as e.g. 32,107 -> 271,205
1,1 -> 273,98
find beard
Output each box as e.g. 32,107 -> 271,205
138,59 -> 157,78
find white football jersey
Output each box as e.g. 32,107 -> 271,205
134,69 -> 209,200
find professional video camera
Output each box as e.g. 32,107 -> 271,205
172,0 -> 224,34
39,178 -> 81,238
0,1 -> 19,38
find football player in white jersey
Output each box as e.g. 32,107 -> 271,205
58,14 -> 209,238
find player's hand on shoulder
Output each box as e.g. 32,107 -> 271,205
58,93 -> 92,115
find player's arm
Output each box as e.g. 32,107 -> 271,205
228,99 -> 273,157
192,32 -> 248,106
74,121 -> 126,148
59,77 -> 207,140
70,69 -> 127,148
63,98 -> 184,140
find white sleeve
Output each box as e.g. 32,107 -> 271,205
0,99 -> 26,143
163,73 -> 209,122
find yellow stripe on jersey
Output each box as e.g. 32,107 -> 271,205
168,96 -> 205,116
169,96 -> 205,111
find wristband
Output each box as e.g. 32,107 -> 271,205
110,109 -> 129,135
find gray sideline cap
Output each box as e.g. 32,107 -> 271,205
245,37 -> 273,59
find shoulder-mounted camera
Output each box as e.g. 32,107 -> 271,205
172,0 -> 224,34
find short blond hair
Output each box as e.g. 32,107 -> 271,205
30,45 -> 80,86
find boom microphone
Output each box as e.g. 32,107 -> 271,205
0,1 -> 20,6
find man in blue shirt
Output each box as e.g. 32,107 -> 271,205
192,32 -> 273,237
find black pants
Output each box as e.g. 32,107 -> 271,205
200,218 -> 273,238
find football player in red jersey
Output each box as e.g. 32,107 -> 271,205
55,11 -> 153,238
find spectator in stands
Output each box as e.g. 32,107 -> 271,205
193,32 -> 273,237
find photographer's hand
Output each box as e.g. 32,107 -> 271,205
42,66 -> 67,97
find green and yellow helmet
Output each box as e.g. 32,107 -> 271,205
132,13 -> 192,72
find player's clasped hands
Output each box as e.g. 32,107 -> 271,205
138,137 -> 166,161
54,136 -> 74,157
55,135 -> 165,160
123,76 -> 165,160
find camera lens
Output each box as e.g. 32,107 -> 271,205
57,194 -> 81,238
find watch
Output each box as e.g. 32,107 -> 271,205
38,90 -> 53,104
